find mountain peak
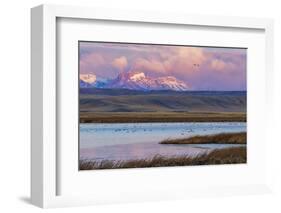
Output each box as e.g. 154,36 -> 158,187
80,74 -> 96,84
129,71 -> 146,81
108,71 -> 189,91
80,71 -> 190,91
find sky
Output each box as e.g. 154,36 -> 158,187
79,42 -> 247,91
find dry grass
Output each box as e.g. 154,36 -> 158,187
79,146 -> 246,170
80,112 -> 246,123
160,132 -> 246,145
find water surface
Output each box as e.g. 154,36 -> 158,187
80,122 -> 246,161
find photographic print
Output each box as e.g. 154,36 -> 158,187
79,42 -> 247,170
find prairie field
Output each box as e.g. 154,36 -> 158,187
80,89 -> 246,123
79,90 -> 247,170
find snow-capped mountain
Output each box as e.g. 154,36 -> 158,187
80,74 -> 96,84
107,71 -> 190,91
80,71 -> 190,91
80,74 -> 96,88
80,74 -> 108,88
154,76 -> 190,91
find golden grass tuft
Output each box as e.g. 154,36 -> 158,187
160,132 -> 246,145
79,146 -> 246,170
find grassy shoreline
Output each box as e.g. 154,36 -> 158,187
80,112 -> 246,123
160,132 -> 246,145
79,146 -> 246,170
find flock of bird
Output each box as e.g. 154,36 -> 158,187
80,123 -> 243,138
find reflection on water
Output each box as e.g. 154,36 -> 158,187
80,122 -> 246,161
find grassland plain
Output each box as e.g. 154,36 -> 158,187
80,89 -> 246,112
79,89 -> 247,170
79,146 -> 246,170
80,89 -> 246,123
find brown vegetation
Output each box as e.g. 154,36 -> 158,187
160,132 -> 246,145
80,112 -> 246,123
79,146 -> 246,170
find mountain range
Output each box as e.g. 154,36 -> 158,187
79,71 -> 190,91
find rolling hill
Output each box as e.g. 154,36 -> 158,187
80,89 -> 246,113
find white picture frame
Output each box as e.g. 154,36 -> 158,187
31,4 -> 274,208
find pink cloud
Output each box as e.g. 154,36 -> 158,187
80,53 -> 105,74
131,47 -> 207,77
132,58 -> 166,73
80,42 -> 246,90
210,59 -> 236,72
162,47 -> 207,76
112,56 -> 128,71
